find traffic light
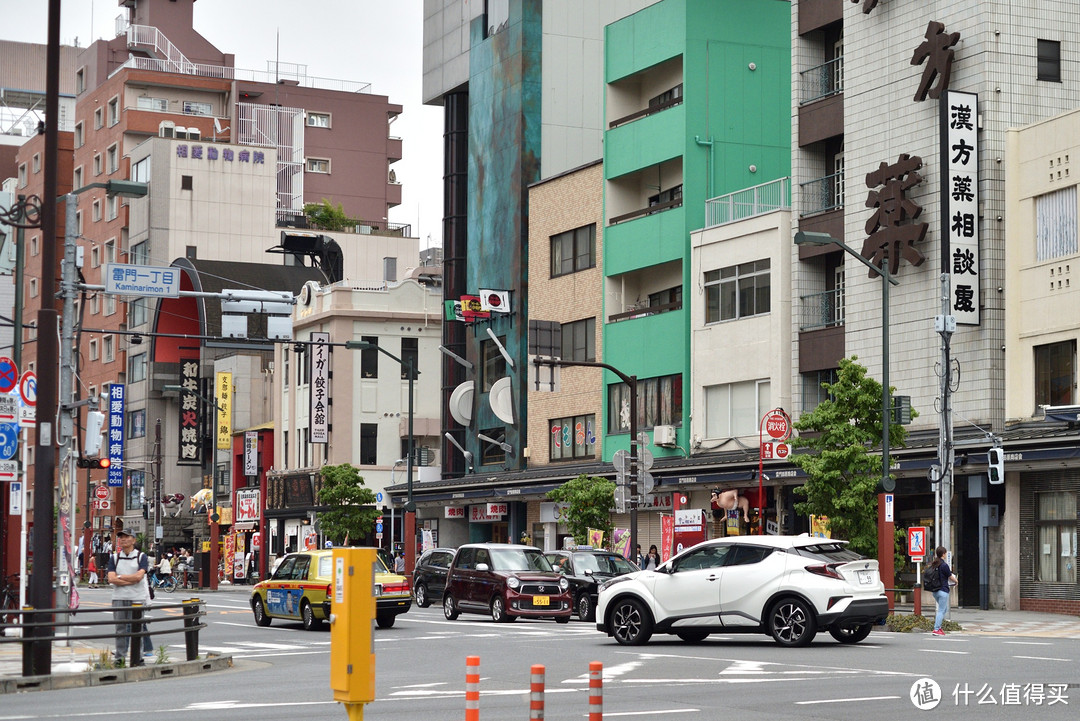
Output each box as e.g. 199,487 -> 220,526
988,446 -> 1005,485
77,457 -> 111,469
84,410 -> 106,457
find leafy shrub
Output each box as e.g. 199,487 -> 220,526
885,613 -> 962,633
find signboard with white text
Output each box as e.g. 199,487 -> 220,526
941,90 -> 980,325
309,333 -> 330,444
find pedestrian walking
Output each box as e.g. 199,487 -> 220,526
87,555 -> 99,585
643,545 -> 660,571
926,545 -> 957,636
394,551 -> 405,574
107,526 -> 154,663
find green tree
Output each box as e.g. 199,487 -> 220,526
789,356 -> 914,558
303,198 -> 351,231
546,474 -> 615,545
316,463 -> 380,546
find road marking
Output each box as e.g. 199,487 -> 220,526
1013,655 -> 1072,662
603,711 -> 701,717
796,695 -> 901,705
562,661 -> 642,683
920,649 -> 968,654
1004,641 -> 1054,645
231,650 -> 329,659
395,682 -> 448,689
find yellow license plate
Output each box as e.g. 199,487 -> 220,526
533,596 -> 550,606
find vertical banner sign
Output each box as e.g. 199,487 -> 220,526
235,487 -> 260,523
107,383 -> 125,487
309,332 -> 330,444
941,90 -> 980,325
244,431 -> 258,476
216,372 -> 232,450
178,360 -> 201,466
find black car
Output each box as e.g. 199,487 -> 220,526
412,547 -> 456,607
545,547 -> 638,621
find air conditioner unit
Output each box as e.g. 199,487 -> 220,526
654,425 -> 677,447
174,126 -> 188,140
187,127 -> 201,141
159,121 -> 175,138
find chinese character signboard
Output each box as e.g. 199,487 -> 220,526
309,332 -> 330,444
244,431 -> 258,476
862,154 -> 928,276
911,21 -> 959,102
216,372 -> 232,450
107,384 -> 124,487
178,360 -> 201,466
235,488 -> 260,524
445,506 -> 466,519
941,90 -> 980,325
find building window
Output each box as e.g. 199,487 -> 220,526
125,470 -> 145,512
32,153 -> 40,174
560,317 -> 595,362
107,144 -> 119,174
801,369 -> 839,414
106,196 -> 118,222
1036,186 -> 1078,261
306,158 -> 330,173
400,337 -> 418,380
74,122 -> 84,148
131,241 -> 149,265
360,423 -> 378,465
73,166 -> 83,189
75,68 -> 85,94
91,200 -> 102,223
307,112 -> 331,128
129,409 -> 147,439
1034,340 -> 1075,408
549,414 -> 596,461
484,0 -> 510,37
360,336 -> 378,378
480,428 -> 506,464
90,293 -> 100,315
17,163 -> 26,188
30,236 -> 38,256
91,246 -> 101,268
608,374 -> 683,433
649,84 -> 683,109
649,285 -> 682,309
89,338 -> 99,361
107,96 -> 119,126
182,100 -> 212,116
132,156 -> 151,185
103,335 -> 114,362
93,153 -> 102,176
1038,39 -> 1062,82
128,352 -> 147,384
181,175 -> 193,191
105,239 -> 116,264
137,96 -> 168,112
1035,491 -> 1077,583
94,107 -> 103,129
649,184 -> 683,210
704,380 -> 771,439
384,257 -> 397,282
130,297 -> 148,327
104,294 -> 116,316
481,337 -> 507,393
550,224 -> 596,277
705,259 -> 771,323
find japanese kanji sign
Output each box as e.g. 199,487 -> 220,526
235,487 -> 260,524
107,383 -> 124,487
178,360 -> 201,466
216,372 -> 232,450
911,21 -> 960,102
310,332 -> 330,444
244,431 -> 259,476
941,90 -> 980,325
862,154 -> 928,276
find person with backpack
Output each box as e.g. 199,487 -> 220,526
925,545 -> 957,636
107,526 -> 155,663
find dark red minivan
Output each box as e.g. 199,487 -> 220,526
442,544 -> 573,623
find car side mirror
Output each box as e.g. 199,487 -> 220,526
583,569 -> 593,576
476,563 -> 490,572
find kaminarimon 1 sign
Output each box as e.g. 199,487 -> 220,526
941,90 -> 979,325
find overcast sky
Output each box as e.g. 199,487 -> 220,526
1,0 -> 444,250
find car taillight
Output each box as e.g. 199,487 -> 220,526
381,581 -> 410,595
326,584 -> 332,598
805,563 -> 845,580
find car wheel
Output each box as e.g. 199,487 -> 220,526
414,583 -> 430,608
252,597 -> 271,627
376,613 -> 396,629
768,598 -> 817,647
676,630 -> 710,643
443,594 -> 459,620
491,596 -> 509,623
555,616 -> 570,624
576,594 -> 594,622
610,598 -> 652,646
829,622 -> 873,644
301,601 -> 322,631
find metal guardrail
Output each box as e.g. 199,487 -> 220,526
799,288 -> 844,330
800,56 -> 844,104
704,177 -> 791,228
798,171 -> 844,217
0,599 -> 206,675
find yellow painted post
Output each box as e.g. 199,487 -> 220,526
329,548 -> 377,719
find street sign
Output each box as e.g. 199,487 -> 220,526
884,493 -> 894,523
18,403 -> 34,428
908,526 -> 927,558
613,485 -> 628,514
774,442 -> 791,459
639,471 -> 655,495
375,522 -> 384,534
95,485 -> 109,500
0,423 -> 17,461
763,409 -> 791,441
639,448 -> 654,470
103,263 -> 181,297
0,460 -> 17,480
92,499 -> 111,510
612,449 -> 630,473
0,357 -> 17,394
9,481 -> 20,514
0,395 -> 15,424
18,371 -> 36,407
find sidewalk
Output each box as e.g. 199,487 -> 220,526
890,603 -> 1080,639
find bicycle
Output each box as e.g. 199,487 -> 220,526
2,574 -> 20,626
149,573 -> 178,593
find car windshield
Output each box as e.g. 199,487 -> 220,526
792,543 -> 863,562
377,549 -> 394,572
574,553 -> 635,574
489,548 -> 553,572
318,555 -> 333,579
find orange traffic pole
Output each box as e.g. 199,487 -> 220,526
529,664 -> 545,720
588,661 -> 603,721
465,655 -> 480,721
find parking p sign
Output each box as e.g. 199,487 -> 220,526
908,526 -> 927,559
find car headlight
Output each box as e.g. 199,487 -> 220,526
507,577 -> 520,589
599,576 -> 632,593
559,577 -> 569,591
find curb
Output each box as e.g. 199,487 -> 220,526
0,653 -> 232,694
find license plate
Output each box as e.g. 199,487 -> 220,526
857,571 -> 873,585
533,595 -> 550,606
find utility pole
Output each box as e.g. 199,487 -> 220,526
935,273 -> 956,555
154,419 -> 162,543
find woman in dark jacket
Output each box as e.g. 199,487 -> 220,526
930,546 -> 957,636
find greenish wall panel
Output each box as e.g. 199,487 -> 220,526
604,104 -> 686,180
603,207 -> 687,277
605,0 -> 686,83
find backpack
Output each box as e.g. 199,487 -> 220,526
112,552 -> 153,598
922,564 -> 942,592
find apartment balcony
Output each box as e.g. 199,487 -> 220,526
798,288 -> 844,331
604,204 -> 685,276
704,177 -> 790,228
798,57 -> 843,147
604,103 -> 685,180
799,170 -> 844,217
387,136 -> 402,163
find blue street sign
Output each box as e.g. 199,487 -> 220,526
0,423 -> 17,460
376,492 -> 384,503
375,522 -> 384,534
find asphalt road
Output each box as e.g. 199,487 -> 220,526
2,587 -> 1078,720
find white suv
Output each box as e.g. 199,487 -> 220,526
596,535 -> 888,647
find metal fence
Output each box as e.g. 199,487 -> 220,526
799,171 -> 844,217
704,177 -> 790,228
800,56 -> 844,104
799,288 -> 845,331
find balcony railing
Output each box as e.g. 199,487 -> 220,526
608,95 -> 683,129
608,300 -> 682,323
114,55 -> 372,94
799,171 -> 844,217
799,288 -> 845,331
276,210 -> 412,237
127,24 -> 196,75
800,56 -> 844,105
608,197 -> 682,226
704,177 -> 790,228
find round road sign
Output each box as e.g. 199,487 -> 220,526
774,442 -> 791,459
0,423 -> 17,460
763,409 -> 791,441
95,485 -> 109,500
19,371 -> 36,407
0,357 -> 17,394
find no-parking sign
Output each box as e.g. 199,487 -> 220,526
908,526 -> 927,559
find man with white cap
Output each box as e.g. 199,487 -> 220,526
107,525 -> 154,664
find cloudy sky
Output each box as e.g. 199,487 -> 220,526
2,0 -> 444,250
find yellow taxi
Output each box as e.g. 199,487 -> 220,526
250,549 -> 412,630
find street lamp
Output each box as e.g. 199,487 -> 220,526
344,340 -> 417,575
